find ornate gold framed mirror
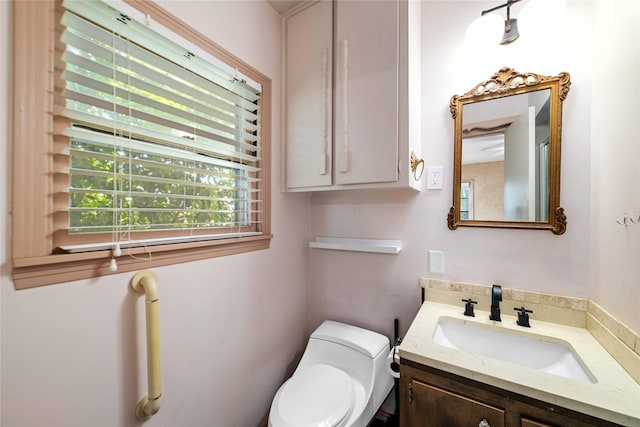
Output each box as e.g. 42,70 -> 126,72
448,67 -> 571,234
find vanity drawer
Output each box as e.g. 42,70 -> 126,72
405,378 -> 505,427
521,417 -> 555,427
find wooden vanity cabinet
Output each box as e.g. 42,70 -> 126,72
520,418 -> 557,427
405,377 -> 506,427
284,0 -> 421,192
400,361 -> 622,427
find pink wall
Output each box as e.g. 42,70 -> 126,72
1,1 -> 311,426
1,1 -> 638,426
590,0 -> 640,332
309,0 -> 639,339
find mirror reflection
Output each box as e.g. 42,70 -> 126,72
461,90 -> 551,222
448,67 -> 571,234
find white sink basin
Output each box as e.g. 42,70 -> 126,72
433,317 -> 595,384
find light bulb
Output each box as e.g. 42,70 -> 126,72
109,258 -> 118,272
465,13 -> 505,51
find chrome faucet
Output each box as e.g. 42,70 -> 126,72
490,284 -> 502,321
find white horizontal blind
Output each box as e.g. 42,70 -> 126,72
59,0 -> 262,242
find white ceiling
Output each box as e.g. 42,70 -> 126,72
462,134 -> 505,165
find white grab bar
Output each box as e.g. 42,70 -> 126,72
131,270 -> 162,420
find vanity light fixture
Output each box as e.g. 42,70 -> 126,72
465,0 -> 566,47
466,0 -> 522,47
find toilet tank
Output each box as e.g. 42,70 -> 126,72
296,321 -> 391,403
310,321 -> 390,359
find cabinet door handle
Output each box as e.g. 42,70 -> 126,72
478,418 -> 491,427
320,47 -> 329,175
338,38 -> 350,173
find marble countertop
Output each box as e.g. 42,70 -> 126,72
399,301 -> 640,426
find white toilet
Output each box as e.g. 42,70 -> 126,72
268,320 -> 394,427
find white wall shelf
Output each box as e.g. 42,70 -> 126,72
308,237 -> 402,254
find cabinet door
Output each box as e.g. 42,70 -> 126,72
406,379 -> 506,427
334,0 -> 399,185
286,1 -> 333,189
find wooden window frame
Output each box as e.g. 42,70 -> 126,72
11,0 -> 272,289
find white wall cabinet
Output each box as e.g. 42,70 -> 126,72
285,1 -> 333,188
284,0 -> 422,192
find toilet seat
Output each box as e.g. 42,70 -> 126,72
270,364 -> 354,427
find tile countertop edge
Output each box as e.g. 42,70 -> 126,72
399,301 -> 640,426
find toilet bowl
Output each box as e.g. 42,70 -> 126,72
269,320 -> 394,427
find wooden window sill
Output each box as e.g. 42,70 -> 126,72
12,235 -> 272,289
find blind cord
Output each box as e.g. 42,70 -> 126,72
110,24 -> 119,271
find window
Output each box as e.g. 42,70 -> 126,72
12,0 -> 272,289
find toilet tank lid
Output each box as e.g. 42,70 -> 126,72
311,321 -> 389,358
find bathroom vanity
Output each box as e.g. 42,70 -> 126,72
399,301 -> 640,427
400,362 -> 617,426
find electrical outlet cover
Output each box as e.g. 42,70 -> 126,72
427,166 -> 444,189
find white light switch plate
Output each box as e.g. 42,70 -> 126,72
427,166 -> 444,189
429,250 -> 445,274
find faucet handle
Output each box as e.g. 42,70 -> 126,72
514,306 -> 533,327
491,284 -> 502,304
461,298 -> 477,317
